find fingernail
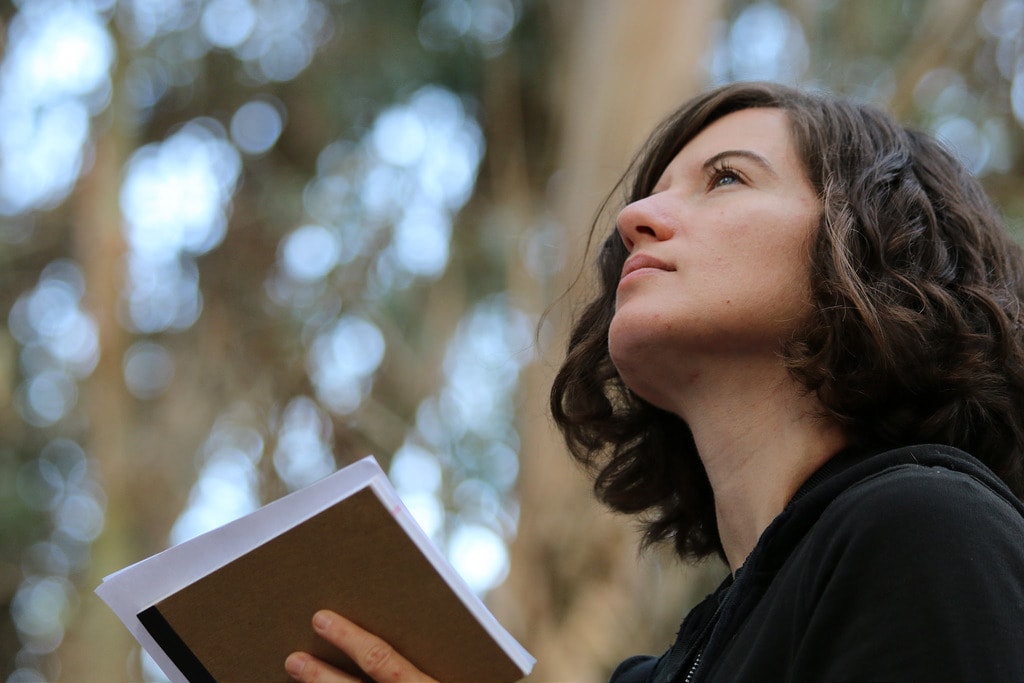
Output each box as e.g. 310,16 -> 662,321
312,610 -> 331,630
285,652 -> 307,678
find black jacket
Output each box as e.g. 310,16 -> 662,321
611,444 -> 1024,682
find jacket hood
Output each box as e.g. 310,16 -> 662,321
755,443 -> 1024,575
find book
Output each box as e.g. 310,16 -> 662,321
96,455 -> 535,683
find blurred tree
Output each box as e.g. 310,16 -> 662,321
0,1 -> 1020,681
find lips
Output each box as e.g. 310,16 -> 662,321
620,253 -> 675,281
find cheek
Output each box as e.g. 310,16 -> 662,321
741,216 -> 817,298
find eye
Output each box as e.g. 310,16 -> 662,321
707,162 -> 742,190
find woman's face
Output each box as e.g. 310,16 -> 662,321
608,107 -> 820,410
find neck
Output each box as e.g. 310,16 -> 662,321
671,358 -> 847,573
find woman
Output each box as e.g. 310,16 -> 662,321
286,82 -> 1024,681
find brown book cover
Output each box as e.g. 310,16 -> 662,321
97,457 -> 534,683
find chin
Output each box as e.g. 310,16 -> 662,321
609,352 -> 666,410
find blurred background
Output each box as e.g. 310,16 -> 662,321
0,0 -> 1021,680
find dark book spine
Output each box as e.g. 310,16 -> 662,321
138,605 -> 217,683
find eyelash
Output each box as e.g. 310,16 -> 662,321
707,162 -> 742,189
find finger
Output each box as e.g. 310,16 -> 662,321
311,610 -> 436,683
285,650 -> 361,683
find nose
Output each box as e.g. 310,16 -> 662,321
616,196 -> 673,252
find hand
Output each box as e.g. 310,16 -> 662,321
285,610 -> 439,683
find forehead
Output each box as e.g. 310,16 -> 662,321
668,107 -> 800,171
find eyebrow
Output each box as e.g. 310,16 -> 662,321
701,149 -> 779,178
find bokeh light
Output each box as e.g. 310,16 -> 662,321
280,224 -> 341,282
709,1 -> 809,85
272,397 -> 336,490
230,98 -> 285,155
8,261 -> 99,426
448,523 -> 509,593
307,315 -> 386,415
200,0 -> 257,49
0,0 -> 113,215
120,119 -> 241,259
123,341 -> 176,400
170,421 -> 264,544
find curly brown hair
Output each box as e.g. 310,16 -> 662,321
550,81 -> 1024,561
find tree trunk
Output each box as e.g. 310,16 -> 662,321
495,2 -> 726,681
57,103 -> 140,680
